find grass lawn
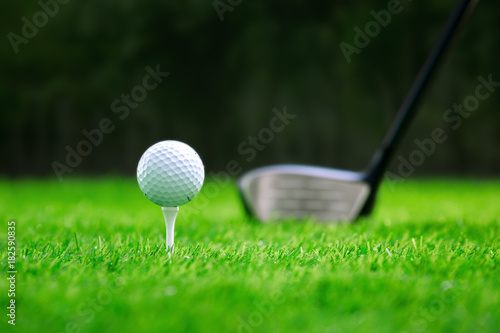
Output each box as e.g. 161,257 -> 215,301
1,177 -> 499,333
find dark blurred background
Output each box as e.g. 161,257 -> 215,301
1,0 -> 498,179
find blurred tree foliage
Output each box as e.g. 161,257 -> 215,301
0,0 -> 498,178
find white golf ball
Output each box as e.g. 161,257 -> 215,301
137,140 -> 204,207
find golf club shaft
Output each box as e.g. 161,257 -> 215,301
366,0 -> 478,182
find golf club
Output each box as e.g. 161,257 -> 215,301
238,0 -> 478,223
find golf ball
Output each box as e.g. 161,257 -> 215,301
137,140 -> 204,207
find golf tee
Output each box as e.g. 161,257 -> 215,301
162,206 -> 179,255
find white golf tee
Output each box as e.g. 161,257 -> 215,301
162,206 -> 179,255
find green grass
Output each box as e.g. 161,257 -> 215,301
1,178 -> 499,333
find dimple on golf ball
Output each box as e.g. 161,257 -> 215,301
137,140 -> 204,207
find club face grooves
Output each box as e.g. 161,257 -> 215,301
239,165 -> 371,223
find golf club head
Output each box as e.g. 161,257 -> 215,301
238,0 -> 476,224
238,165 -> 373,223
